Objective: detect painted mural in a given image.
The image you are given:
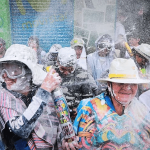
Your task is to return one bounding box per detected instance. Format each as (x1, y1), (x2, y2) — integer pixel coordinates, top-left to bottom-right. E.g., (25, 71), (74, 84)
(9, 0), (74, 52)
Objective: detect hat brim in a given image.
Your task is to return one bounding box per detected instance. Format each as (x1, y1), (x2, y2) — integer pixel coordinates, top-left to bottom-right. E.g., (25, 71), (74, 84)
(98, 77), (150, 84)
(134, 48), (150, 61)
(0, 56), (47, 85)
(72, 44), (84, 48)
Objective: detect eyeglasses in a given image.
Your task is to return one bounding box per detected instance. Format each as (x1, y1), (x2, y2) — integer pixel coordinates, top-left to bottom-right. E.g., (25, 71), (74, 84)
(0, 62), (25, 79)
(97, 43), (112, 51)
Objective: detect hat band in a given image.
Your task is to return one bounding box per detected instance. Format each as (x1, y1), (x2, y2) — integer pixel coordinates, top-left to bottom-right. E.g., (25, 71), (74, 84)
(109, 74), (136, 79)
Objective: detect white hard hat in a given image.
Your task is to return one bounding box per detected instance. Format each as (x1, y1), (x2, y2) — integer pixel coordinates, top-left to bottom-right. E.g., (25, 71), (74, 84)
(98, 58), (150, 84)
(0, 44), (47, 85)
(58, 47), (77, 67)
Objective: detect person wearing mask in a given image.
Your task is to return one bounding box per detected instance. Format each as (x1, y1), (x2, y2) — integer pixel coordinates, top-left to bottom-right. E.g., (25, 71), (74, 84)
(87, 34), (115, 94)
(70, 37), (87, 70)
(0, 44), (63, 150)
(73, 58), (150, 149)
(55, 47), (98, 120)
(28, 36), (46, 65)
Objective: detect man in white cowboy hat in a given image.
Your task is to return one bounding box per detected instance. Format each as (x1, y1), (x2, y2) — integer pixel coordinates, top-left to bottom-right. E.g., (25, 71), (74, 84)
(72, 58), (150, 150)
(70, 37), (87, 70)
(132, 43), (150, 95)
(0, 44), (64, 150)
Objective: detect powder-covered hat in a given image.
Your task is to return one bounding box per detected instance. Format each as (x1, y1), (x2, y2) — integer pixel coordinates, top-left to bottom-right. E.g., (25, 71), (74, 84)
(98, 58), (150, 84)
(0, 44), (47, 85)
(58, 47), (77, 67)
(134, 43), (150, 61)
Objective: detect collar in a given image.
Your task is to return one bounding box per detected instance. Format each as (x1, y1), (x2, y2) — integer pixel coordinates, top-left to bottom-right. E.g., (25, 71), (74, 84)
(2, 82), (37, 106)
(96, 92), (115, 111)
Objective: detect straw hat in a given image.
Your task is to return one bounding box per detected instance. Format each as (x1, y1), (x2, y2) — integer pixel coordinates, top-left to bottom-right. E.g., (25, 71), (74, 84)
(98, 58), (150, 84)
(134, 43), (150, 61)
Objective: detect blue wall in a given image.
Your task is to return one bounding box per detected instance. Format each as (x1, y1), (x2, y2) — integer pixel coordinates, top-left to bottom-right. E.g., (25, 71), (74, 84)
(9, 0), (74, 52)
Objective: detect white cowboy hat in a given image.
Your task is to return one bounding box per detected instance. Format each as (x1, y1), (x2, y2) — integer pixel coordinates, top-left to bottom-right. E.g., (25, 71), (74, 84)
(134, 43), (150, 61)
(0, 44), (47, 85)
(98, 58), (150, 84)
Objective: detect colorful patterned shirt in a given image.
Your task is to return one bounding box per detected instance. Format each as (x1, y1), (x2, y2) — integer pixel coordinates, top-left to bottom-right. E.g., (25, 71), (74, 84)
(74, 93), (150, 150)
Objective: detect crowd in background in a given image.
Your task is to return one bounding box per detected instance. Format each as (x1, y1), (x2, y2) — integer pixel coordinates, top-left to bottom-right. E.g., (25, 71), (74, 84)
(0, 4), (150, 150)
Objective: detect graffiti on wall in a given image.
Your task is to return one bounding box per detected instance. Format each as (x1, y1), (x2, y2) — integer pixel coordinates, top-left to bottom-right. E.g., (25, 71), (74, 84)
(22, 13), (67, 30)
(9, 0), (74, 52)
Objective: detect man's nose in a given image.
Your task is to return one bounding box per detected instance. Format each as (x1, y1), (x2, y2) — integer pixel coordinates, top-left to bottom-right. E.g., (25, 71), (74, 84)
(122, 84), (131, 90)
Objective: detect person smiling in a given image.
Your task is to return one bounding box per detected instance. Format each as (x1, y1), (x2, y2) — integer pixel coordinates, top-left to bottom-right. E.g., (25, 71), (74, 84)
(73, 58), (150, 150)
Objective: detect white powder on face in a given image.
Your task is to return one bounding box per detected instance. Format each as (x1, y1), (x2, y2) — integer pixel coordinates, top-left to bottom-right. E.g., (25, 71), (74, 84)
(126, 85), (131, 90)
(9, 75), (31, 92)
(108, 83), (132, 106)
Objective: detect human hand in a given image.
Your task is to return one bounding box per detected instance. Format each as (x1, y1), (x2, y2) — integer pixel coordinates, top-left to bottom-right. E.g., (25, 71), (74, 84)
(62, 136), (82, 150)
(41, 68), (61, 92)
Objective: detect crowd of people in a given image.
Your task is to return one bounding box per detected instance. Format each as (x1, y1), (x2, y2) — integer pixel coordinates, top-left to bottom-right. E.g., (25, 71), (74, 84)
(0, 20), (150, 150)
